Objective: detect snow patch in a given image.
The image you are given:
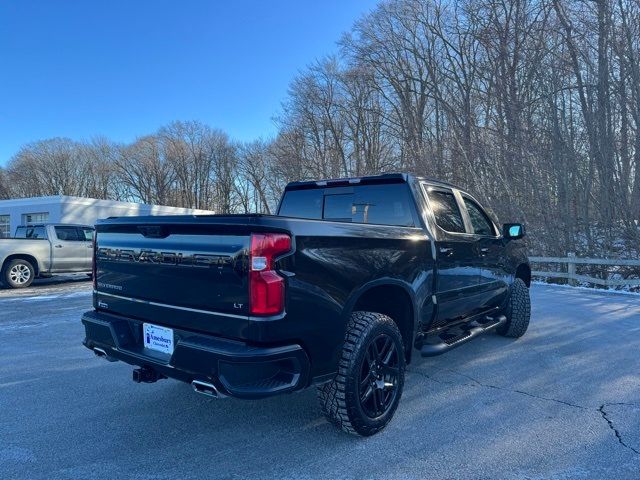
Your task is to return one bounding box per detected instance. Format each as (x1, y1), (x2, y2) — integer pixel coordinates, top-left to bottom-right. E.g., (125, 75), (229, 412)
(0, 290), (92, 303)
(533, 281), (640, 297)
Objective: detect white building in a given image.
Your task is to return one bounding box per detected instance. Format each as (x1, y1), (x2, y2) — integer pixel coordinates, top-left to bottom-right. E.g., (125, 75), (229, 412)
(0, 195), (214, 238)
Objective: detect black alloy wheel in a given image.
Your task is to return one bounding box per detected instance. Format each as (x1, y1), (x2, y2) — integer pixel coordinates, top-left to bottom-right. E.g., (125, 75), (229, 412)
(317, 311), (406, 436)
(358, 333), (400, 418)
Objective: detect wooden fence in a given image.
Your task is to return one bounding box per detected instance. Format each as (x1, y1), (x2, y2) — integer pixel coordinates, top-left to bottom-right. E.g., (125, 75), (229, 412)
(530, 254), (640, 288)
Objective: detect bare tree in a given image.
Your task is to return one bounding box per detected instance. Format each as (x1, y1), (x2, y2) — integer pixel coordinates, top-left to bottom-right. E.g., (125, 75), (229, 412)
(115, 135), (175, 205)
(0, 168), (10, 199)
(7, 138), (91, 197)
(239, 140), (275, 214)
(4, 0), (639, 258)
(81, 136), (121, 200)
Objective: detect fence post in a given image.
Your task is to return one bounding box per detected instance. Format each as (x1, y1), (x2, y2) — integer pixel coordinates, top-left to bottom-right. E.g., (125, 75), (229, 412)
(567, 252), (577, 286)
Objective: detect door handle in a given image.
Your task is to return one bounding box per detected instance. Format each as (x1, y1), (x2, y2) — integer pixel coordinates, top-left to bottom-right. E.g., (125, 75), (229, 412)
(439, 247), (454, 256)
(54, 244), (63, 248)
(480, 248), (489, 254)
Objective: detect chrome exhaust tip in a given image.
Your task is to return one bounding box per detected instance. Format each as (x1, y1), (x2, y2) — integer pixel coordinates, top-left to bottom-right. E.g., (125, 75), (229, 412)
(92, 346), (117, 362)
(93, 347), (108, 358)
(191, 380), (222, 398)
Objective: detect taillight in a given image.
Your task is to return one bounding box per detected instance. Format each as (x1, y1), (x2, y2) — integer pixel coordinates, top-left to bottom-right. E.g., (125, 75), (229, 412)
(92, 233), (97, 289)
(249, 233), (291, 316)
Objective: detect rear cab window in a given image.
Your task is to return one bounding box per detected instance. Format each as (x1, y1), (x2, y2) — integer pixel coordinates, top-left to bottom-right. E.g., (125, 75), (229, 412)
(278, 183), (418, 227)
(278, 189), (323, 219)
(14, 226), (47, 239)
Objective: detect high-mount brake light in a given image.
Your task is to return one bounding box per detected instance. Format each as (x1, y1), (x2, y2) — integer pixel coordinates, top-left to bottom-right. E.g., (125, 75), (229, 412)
(249, 233), (291, 316)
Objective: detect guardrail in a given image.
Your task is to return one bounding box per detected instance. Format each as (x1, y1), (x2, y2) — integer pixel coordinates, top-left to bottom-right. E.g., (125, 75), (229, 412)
(530, 254), (640, 288)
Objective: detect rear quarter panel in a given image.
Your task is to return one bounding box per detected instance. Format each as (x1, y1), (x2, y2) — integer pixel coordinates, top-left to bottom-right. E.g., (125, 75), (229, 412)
(268, 218), (435, 378)
(0, 239), (51, 273)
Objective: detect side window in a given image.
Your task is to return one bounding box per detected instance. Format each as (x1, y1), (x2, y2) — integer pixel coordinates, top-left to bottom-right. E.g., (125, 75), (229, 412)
(426, 189), (466, 233)
(81, 227), (94, 241)
(54, 226), (81, 241)
(463, 198), (495, 236)
(0, 215), (10, 238)
(22, 212), (49, 224)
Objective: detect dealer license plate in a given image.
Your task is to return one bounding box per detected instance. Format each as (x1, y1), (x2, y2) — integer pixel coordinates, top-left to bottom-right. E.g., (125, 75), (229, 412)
(143, 323), (174, 355)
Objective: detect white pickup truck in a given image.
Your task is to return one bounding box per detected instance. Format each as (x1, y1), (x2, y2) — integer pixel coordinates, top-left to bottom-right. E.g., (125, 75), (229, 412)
(0, 224), (94, 288)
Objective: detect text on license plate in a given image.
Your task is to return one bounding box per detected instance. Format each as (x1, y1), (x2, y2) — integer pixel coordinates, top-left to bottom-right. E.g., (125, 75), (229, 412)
(143, 323), (174, 354)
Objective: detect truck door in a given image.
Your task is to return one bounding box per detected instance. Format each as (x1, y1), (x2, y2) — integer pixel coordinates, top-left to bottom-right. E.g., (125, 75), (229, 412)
(51, 226), (89, 272)
(421, 185), (483, 325)
(79, 226), (95, 270)
(460, 195), (509, 310)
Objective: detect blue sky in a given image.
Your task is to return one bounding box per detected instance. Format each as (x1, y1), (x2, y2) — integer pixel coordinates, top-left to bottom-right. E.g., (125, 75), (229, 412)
(0, 0), (378, 165)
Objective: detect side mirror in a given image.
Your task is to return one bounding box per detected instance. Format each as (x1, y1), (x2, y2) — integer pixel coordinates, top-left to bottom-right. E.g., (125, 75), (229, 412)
(503, 223), (525, 240)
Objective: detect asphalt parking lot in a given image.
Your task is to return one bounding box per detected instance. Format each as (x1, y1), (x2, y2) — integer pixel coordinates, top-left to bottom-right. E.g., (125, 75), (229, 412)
(1, 280), (639, 479)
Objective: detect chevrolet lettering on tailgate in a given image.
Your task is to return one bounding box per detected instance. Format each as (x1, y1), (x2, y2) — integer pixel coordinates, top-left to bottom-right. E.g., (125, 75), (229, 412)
(97, 248), (232, 267)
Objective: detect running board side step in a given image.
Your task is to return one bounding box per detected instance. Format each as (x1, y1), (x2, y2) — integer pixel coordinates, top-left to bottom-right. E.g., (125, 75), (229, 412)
(420, 315), (507, 357)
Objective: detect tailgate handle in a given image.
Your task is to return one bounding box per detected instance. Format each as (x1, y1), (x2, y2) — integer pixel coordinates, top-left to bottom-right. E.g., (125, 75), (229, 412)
(137, 226), (169, 238)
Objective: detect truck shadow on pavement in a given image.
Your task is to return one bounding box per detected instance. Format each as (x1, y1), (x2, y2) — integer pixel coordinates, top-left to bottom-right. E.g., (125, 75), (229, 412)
(89, 312), (639, 479)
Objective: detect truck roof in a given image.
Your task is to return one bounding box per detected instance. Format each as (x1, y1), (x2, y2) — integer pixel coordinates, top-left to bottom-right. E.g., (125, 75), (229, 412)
(16, 223), (94, 229)
(284, 173), (462, 191)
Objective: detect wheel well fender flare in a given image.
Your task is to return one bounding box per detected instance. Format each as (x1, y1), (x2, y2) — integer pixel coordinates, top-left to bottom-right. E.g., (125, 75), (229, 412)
(2, 254), (40, 276)
(515, 263), (531, 287)
(342, 278), (418, 361)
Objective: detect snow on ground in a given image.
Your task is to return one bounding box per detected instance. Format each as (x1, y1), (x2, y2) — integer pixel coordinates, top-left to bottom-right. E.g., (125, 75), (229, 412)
(0, 273), (92, 300)
(533, 280), (640, 297)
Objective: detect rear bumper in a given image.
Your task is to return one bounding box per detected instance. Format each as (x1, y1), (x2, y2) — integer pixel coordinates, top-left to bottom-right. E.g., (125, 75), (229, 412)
(81, 310), (310, 399)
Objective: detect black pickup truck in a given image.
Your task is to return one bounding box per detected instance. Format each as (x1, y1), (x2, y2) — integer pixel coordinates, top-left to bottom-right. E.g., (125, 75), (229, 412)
(82, 173), (530, 436)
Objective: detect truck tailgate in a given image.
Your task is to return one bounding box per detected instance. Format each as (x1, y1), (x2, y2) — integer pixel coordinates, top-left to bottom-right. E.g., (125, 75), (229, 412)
(94, 222), (251, 338)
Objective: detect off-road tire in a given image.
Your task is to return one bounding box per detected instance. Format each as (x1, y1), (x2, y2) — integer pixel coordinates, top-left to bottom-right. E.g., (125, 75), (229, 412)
(317, 311), (406, 436)
(2, 258), (35, 289)
(497, 278), (530, 338)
